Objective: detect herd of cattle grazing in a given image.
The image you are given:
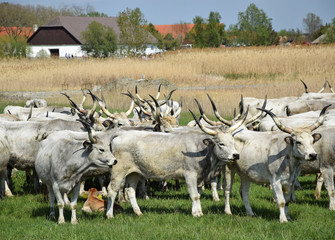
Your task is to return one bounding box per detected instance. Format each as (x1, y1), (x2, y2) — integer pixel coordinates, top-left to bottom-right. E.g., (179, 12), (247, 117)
(1, 80), (335, 224)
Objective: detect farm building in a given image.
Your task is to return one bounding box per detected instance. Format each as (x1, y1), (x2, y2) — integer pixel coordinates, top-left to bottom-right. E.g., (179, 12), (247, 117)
(27, 16), (160, 58)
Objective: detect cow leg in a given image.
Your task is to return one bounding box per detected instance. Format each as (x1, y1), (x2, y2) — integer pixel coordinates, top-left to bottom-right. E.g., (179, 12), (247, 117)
(97, 176), (108, 197)
(271, 181), (288, 223)
(0, 169), (6, 199)
(239, 177), (254, 217)
(320, 169), (335, 210)
(138, 177), (150, 200)
(33, 169), (41, 193)
(79, 181), (85, 196)
(211, 177), (220, 202)
(46, 184), (56, 220)
(5, 180), (13, 197)
(224, 166), (234, 215)
(126, 173), (142, 216)
(217, 171), (223, 190)
(184, 173), (203, 217)
(314, 173), (324, 200)
(106, 177), (124, 219)
(70, 184), (81, 225)
(52, 182), (65, 224)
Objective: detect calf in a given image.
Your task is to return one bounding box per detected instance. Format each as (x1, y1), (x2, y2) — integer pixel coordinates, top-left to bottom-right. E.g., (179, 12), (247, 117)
(81, 188), (123, 213)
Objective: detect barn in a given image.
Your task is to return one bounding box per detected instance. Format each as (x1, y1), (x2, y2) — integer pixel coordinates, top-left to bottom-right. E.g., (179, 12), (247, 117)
(27, 16), (160, 58)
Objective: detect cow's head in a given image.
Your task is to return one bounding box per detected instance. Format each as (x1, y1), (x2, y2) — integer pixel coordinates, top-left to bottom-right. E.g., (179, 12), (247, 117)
(190, 107), (248, 163)
(259, 105), (330, 161)
(79, 119), (118, 168)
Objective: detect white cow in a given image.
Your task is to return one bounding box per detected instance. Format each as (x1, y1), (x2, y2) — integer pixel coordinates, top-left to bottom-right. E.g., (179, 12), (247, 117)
(224, 106), (328, 223)
(105, 111), (246, 218)
(35, 121), (117, 224)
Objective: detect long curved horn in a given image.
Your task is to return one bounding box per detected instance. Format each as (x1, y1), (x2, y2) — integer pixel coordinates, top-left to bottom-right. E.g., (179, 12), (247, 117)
(233, 95), (244, 121)
(94, 94), (115, 119)
(61, 92), (87, 115)
(327, 81), (334, 93)
(121, 91), (135, 116)
(155, 84), (161, 100)
(27, 104), (33, 120)
(189, 109), (217, 136)
(135, 98), (152, 116)
(300, 80), (308, 93)
(135, 85), (146, 103)
(194, 98), (222, 126)
(245, 95), (267, 124)
(309, 104), (331, 131)
(173, 97), (183, 118)
(149, 94), (161, 122)
(207, 93), (232, 126)
(80, 89), (87, 107)
(159, 89), (176, 106)
(87, 90), (98, 123)
(77, 119), (97, 143)
(318, 80), (327, 93)
(229, 105), (249, 132)
(257, 108), (293, 134)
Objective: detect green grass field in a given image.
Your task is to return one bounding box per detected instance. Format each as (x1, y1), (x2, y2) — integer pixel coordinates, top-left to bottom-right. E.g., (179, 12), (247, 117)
(1, 171), (334, 240)
(0, 103), (334, 240)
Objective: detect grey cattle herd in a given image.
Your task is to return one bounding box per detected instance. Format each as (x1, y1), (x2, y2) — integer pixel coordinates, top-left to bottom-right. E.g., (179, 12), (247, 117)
(1, 81), (335, 224)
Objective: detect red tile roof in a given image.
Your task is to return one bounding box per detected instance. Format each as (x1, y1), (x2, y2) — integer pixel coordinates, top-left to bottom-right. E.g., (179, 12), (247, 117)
(154, 24), (194, 39)
(0, 27), (33, 38)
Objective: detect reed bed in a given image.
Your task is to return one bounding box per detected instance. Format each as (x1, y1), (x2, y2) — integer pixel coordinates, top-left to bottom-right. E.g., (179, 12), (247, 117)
(0, 45), (334, 117)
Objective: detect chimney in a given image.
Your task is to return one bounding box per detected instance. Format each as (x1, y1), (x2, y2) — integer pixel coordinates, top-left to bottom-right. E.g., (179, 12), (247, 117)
(33, 24), (38, 32)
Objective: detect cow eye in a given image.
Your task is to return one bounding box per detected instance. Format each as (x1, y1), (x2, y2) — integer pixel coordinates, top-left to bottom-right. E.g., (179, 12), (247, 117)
(99, 148), (105, 152)
(219, 143), (225, 147)
(296, 141), (302, 145)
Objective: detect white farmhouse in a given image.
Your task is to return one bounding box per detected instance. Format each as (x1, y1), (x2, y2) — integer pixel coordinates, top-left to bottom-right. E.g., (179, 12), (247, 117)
(27, 16), (160, 58)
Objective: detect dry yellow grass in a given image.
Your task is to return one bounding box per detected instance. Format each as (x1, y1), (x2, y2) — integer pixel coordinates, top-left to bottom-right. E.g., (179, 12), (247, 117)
(0, 45), (334, 116)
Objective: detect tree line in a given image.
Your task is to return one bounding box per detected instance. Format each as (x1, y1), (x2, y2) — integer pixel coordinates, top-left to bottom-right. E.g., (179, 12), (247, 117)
(0, 2), (334, 58)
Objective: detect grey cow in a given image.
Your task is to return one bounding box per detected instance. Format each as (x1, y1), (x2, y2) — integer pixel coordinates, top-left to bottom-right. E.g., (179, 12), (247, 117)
(224, 106), (329, 223)
(35, 121), (117, 224)
(105, 112), (246, 218)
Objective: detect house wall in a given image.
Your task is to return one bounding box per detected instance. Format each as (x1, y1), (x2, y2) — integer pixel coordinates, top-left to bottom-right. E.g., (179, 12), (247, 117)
(28, 45), (86, 58)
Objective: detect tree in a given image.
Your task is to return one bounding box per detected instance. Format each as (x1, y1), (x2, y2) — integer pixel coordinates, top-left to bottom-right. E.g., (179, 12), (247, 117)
(206, 11), (224, 47)
(236, 3), (276, 46)
(145, 23), (164, 49)
(324, 18), (335, 43)
(117, 8), (150, 56)
(303, 13), (322, 40)
(81, 21), (117, 57)
(192, 16), (206, 48)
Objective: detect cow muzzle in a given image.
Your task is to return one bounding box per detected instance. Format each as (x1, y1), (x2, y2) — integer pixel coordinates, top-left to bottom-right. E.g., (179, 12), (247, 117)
(108, 159), (118, 168)
(308, 153), (317, 161)
(233, 153), (239, 160)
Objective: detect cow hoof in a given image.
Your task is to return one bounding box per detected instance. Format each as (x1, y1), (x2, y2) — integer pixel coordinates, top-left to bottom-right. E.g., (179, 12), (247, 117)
(192, 211), (203, 217)
(106, 213), (114, 219)
(135, 210), (143, 216)
(49, 212), (56, 220)
(71, 219), (78, 225)
(213, 197), (220, 202)
(58, 219), (65, 224)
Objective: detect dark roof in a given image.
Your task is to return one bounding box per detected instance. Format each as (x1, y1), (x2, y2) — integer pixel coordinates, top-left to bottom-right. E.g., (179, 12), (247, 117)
(28, 16), (157, 44)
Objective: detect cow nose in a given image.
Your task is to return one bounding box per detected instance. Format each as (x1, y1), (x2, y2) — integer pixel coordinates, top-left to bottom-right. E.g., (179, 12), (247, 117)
(233, 153), (239, 160)
(109, 159), (117, 168)
(309, 153), (317, 161)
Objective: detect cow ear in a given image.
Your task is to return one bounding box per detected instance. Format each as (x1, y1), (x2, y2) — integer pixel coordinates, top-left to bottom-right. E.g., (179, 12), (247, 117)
(203, 138), (214, 146)
(312, 133), (322, 143)
(83, 140), (93, 150)
(284, 136), (293, 145)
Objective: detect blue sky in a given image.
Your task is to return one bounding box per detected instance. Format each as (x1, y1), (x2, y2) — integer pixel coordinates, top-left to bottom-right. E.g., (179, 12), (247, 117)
(5, 0), (335, 31)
